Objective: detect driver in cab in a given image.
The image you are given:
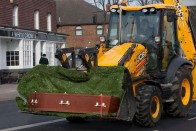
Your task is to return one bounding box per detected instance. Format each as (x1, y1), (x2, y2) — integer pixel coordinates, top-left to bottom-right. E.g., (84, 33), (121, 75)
(140, 19), (152, 38)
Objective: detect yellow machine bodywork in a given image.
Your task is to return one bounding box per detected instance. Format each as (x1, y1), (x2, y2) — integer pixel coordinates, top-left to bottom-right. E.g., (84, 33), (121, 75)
(98, 43), (147, 96)
(98, 0), (196, 100)
(98, 43), (147, 77)
(163, 0), (196, 100)
(94, 1), (196, 125)
(53, 0), (196, 127)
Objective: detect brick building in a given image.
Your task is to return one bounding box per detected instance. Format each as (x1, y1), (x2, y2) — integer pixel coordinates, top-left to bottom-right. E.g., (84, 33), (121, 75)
(55, 0), (109, 48)
(0, 0), (67, 83)
(0, 0), (57, 31)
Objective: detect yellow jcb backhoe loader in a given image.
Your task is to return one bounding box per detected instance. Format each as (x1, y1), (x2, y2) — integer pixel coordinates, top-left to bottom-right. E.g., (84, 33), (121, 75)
(19, 0), (196, 127)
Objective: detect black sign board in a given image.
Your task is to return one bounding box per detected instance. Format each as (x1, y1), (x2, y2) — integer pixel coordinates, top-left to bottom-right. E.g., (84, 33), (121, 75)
(0, 28), (66, 43)
(10, 31), (37, 39)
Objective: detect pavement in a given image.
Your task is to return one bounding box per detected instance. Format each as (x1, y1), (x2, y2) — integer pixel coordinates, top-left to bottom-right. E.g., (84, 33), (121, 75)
(0, 84), (19, 101)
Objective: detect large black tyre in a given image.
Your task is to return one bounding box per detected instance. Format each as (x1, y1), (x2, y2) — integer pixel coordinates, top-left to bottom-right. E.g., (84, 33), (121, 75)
(163, 66), (193, 117)
(66, 117), (86, 123)
(134, 84), (162, 127)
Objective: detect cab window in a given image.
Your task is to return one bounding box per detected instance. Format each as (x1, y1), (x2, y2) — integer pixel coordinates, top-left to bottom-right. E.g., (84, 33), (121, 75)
(162, 11), (177, 69)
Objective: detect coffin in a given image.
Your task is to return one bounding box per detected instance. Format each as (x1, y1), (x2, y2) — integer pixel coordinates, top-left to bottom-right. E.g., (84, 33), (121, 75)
(28, 92), (120, 114)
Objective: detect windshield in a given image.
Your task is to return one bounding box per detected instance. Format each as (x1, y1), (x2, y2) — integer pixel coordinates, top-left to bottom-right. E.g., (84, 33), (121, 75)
(108, 10), (160, 46)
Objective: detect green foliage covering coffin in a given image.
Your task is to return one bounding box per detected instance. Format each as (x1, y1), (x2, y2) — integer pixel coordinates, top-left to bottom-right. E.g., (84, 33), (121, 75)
(18, 65), (125, 99)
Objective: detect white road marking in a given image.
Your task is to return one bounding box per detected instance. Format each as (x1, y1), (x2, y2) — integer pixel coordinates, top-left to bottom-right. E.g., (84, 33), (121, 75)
(0, 118), (67, 131)
(188, 117), (196, 121)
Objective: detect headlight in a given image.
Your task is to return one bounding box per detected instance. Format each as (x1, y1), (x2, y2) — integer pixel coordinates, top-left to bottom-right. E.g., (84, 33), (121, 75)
(110, 8), (120, 13)
(142, 8), (148, 13)
(150, 8), (156, 13)
(142, 8), (157, 13)
(111, 9), (117, 13)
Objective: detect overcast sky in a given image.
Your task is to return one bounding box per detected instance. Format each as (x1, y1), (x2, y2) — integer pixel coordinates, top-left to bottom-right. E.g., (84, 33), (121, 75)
(182, 0), (196, 6)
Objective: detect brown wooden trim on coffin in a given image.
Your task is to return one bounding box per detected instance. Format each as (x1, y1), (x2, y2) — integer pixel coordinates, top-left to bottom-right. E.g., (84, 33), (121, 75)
(28, 93), (120, 114)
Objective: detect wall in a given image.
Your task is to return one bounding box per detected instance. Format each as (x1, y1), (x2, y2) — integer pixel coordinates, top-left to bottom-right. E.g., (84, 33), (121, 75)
(57, 24), (108, 48)
(0, 0), (56, 32)
(1, 39), (8, 69)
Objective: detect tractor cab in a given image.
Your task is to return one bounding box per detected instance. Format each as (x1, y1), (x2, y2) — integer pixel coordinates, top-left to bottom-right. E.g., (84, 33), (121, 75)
(106, 5), (179, 73)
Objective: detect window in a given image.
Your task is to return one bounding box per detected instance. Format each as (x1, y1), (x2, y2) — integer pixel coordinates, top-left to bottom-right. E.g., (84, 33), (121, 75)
(97, 25), (103, 35)
(46, 43), (53, 65)
(162, 11), (176, 69)
(6, 51), (19, 66)
(76, 26), (82, 36)
(13, 6), (19, 26)
(23, 40), (32, 66)
(47, 13), (52, 31)
(34, 10), (39, 29)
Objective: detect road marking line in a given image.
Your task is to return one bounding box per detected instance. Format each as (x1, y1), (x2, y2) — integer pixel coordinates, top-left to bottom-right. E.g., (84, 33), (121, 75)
(188, 117), (196, 121)
(0, 118), (67, 131)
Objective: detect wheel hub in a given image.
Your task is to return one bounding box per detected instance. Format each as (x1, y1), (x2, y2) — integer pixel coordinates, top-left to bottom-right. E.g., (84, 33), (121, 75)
(151, 96), (160, 119)
(181, 79), (191, 106)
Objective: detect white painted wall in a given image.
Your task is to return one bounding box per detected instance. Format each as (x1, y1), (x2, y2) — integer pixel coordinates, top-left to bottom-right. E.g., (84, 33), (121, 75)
(42, 42), (47, 54)
(1, 39), (6, 70)
(0, 38), (1, 70)
(0, 37), (66, 70)
(35, 41), (41, 65)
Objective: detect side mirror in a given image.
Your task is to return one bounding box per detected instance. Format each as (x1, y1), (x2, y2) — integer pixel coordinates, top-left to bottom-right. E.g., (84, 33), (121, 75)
(167, 12), (175, 22)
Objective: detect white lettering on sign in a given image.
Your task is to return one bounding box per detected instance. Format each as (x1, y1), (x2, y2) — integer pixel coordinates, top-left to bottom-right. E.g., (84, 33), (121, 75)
(12, 31), (35, 39)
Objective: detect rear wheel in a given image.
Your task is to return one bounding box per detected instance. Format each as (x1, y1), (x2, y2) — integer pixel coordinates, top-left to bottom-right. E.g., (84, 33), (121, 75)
(164, 66), (193, 117)
(134, 84), (162, 127)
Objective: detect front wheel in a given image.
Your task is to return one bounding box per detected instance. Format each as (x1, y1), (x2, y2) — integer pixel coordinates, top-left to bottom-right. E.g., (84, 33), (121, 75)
(163, 66), (193, 117)
(134, 84), (162, 127)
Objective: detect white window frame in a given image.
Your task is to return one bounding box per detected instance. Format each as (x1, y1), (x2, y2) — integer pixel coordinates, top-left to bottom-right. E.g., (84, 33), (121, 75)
(23, 40), (32, 67)
(34, 10), (39, 29)
(76, 26), (82, 36)
(46, 43), (54, 65)
(13, 6), (19, 26)
(47, 13), (52, 31)
(6, 51), (19, 66)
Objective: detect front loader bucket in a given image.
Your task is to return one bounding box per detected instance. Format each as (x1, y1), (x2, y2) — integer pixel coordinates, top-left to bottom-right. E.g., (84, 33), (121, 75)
(17, 65), (127, 118)
(28, 93), (120, 115)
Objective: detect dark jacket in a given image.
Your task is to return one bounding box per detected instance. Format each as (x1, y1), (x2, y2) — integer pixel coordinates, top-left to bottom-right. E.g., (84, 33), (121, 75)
(39, 57), (49, 65)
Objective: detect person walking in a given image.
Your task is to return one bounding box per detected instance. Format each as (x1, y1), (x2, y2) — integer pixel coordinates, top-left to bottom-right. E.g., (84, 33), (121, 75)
(39, 54), (49, 65)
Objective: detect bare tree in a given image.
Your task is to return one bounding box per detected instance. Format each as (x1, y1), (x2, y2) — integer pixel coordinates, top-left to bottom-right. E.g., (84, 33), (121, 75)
(86, 0), (120, 11)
